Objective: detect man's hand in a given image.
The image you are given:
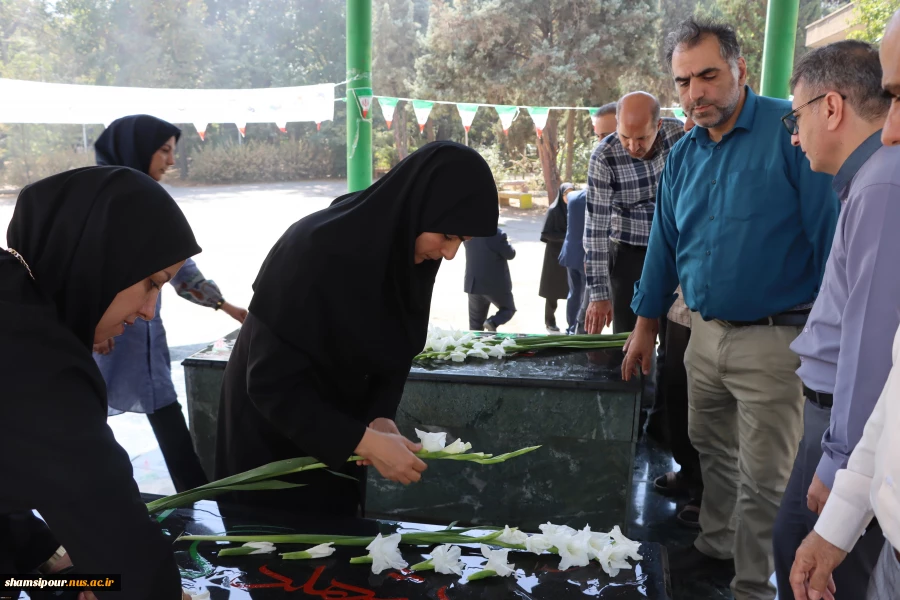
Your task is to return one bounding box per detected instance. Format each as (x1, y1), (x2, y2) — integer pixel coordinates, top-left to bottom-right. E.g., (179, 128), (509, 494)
(807, 474), (832, 515)
(621, 317), (658, 381)
(92, 338), (114, 355)
(586, 300), (614, 333)
(789, 531), (844, 600)
(356, 429), (426, 485)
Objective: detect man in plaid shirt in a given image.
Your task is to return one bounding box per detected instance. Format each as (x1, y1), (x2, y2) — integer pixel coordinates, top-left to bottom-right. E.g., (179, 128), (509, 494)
(584, 92), (686, 334)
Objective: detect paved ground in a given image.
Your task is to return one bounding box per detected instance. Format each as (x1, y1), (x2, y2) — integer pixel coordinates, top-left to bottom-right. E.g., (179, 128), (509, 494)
(2, 180), (607, 494)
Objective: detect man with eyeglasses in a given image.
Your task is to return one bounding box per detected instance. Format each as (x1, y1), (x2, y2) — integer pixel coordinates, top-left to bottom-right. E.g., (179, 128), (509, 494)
(772, 39), (900, 600)
(621, 17), (838, 599)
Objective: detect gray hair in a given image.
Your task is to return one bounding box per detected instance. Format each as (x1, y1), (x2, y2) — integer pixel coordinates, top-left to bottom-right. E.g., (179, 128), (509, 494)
(594, 102), (617, 118)
(664, 17), (741, 73)
(790, 40), (889, 122)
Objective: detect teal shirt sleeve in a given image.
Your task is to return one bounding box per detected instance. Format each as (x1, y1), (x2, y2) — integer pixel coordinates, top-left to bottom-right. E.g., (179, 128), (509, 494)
(630, 154), (680, 319)
(791, 149), (840, 291)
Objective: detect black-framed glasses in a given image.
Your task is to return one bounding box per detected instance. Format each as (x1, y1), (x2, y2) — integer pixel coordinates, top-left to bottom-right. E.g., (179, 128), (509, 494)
(781, 93), (846, 135)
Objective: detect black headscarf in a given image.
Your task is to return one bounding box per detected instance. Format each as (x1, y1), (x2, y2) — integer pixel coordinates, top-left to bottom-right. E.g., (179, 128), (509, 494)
(249, 141), (499, 370)
(5, 166), (201, 347)
(94, 115), (181, 173)
(541, 182), (572, 243)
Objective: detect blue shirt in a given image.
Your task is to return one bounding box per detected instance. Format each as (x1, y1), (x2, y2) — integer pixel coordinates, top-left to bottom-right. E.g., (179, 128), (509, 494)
(559, 189), (587, 271)
(790, 132), (900, 488)
(631, 87), (839, 321)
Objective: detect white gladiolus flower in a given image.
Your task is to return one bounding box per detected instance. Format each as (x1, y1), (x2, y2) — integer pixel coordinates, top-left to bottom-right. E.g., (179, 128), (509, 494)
(554, 528), (592, 571)
(449, 351), (467, 362)
(442, 438), (472, 454)
(539, 522), (576, 537)
(496, 526), (528, 546)
(487, 345), (507, 358)
(365, 533), (408, 574)
(608, 526), (642, 561)
(500, 337), (518, 348)
(305, 543), (336, 558)
(243, 542), (276, 554)
(457, 333), (476, 345)
(480, 545), (514, 577)
(524, 533), (554, 554)
(430, 544), (463, 575)
(466, 348), (489, 359)
(415, 429), (447, 452)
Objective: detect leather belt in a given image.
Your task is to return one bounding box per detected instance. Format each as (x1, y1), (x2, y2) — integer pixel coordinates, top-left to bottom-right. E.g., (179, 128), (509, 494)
(803, 385), (834, 409)
(720, 311), (810, 328)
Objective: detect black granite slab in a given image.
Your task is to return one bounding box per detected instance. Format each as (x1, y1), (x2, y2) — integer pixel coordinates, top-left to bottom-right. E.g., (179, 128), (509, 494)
(150, 496), (672, 600)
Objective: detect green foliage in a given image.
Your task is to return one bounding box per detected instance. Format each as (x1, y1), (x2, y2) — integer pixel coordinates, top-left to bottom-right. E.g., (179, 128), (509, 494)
(848, 0), (900, 43)
(186, 139), (341, 184)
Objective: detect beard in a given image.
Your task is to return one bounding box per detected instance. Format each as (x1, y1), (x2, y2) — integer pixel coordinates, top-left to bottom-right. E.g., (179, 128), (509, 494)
(687, 86), (742, 129)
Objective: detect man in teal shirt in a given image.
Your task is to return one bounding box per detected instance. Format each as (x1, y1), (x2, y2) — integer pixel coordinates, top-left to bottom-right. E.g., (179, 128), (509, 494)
(622, 18), (839, 600)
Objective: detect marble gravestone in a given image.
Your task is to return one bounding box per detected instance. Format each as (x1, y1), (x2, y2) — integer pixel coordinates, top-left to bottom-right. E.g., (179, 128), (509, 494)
(183, 331), (645, 533)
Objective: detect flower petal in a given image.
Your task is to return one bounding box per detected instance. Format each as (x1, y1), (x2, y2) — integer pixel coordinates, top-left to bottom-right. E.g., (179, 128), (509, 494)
(414, 429), (447, 452)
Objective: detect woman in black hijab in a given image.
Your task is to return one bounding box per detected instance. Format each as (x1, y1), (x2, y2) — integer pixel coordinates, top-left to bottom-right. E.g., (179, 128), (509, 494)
(93, 115), (246, 493)
(539, 182), (572, 332)
(215, 141), (499, 516)
(0, 166), (201, 599)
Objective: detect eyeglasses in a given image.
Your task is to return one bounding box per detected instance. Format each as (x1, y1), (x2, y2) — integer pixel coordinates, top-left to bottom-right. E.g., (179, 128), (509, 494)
(781, 93), (846, 135)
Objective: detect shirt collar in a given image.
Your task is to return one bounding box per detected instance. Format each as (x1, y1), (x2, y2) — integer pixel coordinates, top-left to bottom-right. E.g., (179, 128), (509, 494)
(689, 85), (758, 143)
(832, 130), (883, 195)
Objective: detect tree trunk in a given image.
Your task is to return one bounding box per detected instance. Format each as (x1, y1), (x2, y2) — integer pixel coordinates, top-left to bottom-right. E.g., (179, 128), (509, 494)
(564, 108), (576, 183)
(392, 103), (409, 162)
(425, 117), (436, 143)
(536, 112), (560, 200)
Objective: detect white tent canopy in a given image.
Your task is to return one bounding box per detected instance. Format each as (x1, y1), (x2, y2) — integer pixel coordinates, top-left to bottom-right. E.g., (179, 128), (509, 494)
(0, 78), (335, 127)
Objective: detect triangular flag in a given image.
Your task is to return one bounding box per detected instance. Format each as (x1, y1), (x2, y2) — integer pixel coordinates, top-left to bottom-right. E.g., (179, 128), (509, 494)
(412, 100), (434, 133)
(526, 107), (550, 137)
(193, 122), (207, 141)
(377, 97), (400, 129)
(276, 121), (287, 133)
(235, 122), (247, 137)
(673, 108), (686, 123)
(495, 105), (518, 135)
(456, 103), (479, 133)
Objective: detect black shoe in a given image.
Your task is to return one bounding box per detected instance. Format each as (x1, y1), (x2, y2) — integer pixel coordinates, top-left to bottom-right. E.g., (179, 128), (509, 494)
(668, 545), (734, 578)
(546, 324), (560, 333)
(483, 320), (497, 332)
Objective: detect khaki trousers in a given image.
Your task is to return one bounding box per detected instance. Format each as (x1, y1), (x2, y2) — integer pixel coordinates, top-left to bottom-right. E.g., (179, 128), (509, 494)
(686, 313), (804, 600)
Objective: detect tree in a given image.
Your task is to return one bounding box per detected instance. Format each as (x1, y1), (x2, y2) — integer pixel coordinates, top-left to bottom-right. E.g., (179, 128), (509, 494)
(848, 0), (900, 44)
(415, 0), (659, 198)
(373, 0), (420, 161)
(695, 0), (767, 92)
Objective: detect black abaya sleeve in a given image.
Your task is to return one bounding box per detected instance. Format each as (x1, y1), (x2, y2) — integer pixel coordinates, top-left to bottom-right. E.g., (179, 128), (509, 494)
(365, 367), (412, 422)
(244, 314), (369, 468)
(1, 369), (181, 600)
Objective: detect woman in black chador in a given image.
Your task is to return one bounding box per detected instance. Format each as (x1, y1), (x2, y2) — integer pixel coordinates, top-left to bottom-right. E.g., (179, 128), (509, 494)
(539, 182), (572, 332)
(1, 167), (201, 599)
(215, 141), (499, 516)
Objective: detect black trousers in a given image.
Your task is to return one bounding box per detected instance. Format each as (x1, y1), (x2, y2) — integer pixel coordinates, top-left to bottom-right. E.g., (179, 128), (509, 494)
(661, 321), (702, 490)
(773, 400), (884, 599)
(609, 241), (647, 334)
(545, 298), (559, 327)
(147, 402), (209, 492)
(468, 292), (516, 330)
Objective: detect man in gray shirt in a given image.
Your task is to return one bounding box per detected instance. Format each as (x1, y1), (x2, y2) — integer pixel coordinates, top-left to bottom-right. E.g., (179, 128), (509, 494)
(772, 40), (900, 599)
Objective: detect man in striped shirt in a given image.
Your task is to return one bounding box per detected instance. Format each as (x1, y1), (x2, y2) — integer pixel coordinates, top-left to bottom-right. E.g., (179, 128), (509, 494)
(584, 92), (686, 334)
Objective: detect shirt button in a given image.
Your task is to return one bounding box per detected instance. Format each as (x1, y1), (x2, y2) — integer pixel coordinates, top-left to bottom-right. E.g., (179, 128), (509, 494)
(711, 179), (717, 185)
(716, 144), (721, 150)
(709, 215), (715, 220)
(706, 250), (711, 255)
(804, 327), (809, 333)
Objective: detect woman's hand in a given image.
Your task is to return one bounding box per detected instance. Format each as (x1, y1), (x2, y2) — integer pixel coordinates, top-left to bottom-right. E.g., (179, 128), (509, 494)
(92, 338), (115, 355)
(355, 429), (426, 485)
(220, 301), (248, 323)
(357, 418), (401, 466)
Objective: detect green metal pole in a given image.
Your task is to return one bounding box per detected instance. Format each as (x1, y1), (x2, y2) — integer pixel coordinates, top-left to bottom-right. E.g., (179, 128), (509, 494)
(346, 0), (373, 192)
(759, 0), (800, 99)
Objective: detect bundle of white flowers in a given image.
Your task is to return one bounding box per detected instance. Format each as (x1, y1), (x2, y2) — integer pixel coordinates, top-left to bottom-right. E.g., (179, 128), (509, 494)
(415, 326), (629, 363)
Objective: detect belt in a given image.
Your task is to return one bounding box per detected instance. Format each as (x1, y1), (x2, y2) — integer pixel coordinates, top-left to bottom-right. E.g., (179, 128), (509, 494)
(803, 385), (834, 409)
(720, 311), (810, 328)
